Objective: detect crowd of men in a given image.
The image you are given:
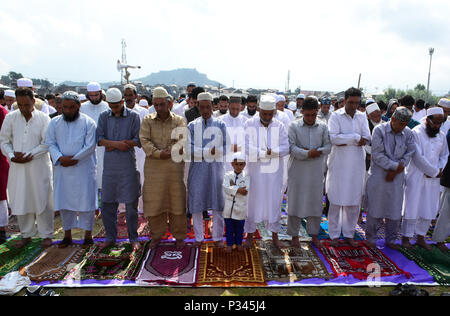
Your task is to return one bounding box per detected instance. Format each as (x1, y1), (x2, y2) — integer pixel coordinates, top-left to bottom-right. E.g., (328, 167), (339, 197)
(0, 79), (449, 254)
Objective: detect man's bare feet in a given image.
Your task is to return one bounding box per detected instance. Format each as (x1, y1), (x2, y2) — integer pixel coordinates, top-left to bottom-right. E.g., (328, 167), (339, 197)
(291, 237), (300, 248)
(41, 238), (53, 249)
(244, 234), (254, 249)
(176, 240), (185, 250)
(132, 242), (142, 252)
(311, 236), (322, 248)
(58, 238), (72, 249)
(386, 243), (401, 251)
(416, 236), (432, 251)
(401, 237), (414, 249)
(346, 238), (359, 248)
(225, 246), (233, 253)
(437, 242), (449, 253)
(149, 239), (161, 250)
(15, 238), (32, 249)
(215, 241), (225, 248)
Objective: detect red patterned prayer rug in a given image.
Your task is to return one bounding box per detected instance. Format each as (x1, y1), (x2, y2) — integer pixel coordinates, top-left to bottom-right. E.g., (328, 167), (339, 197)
(136, 243), (199, 286)
(94, 213), (150, 239)
(318, 241), (411, 280)
(197, 243), (266, 287)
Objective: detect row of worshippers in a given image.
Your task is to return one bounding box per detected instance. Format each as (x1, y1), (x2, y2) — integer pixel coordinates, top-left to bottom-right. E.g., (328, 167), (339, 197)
(0, 82), (449, 254)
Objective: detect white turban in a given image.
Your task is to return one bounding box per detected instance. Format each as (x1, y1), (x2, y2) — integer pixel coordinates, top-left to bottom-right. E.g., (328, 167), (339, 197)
(366, 103), (380, 115)
(106, 88), (122, 103)
(427, 107), (444, 117)
(17, 78), (33, 88)
(87, 82), (101, 92)
(438, 98), (450, 109)
(275, 95), (286, 103)
(288, 102), (297, 111)
(259, 95), (276, 111)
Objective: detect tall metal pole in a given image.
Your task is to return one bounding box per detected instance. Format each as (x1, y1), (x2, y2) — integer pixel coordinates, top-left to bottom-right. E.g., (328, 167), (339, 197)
(426, 48), (435, 103)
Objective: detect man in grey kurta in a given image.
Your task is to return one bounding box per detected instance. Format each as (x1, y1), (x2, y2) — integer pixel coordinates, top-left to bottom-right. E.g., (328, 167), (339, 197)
(187, 92), (227, 248)
(364, 107), (416, 250)
(96, 88), (142, 251)
(287, 97), (331, 248)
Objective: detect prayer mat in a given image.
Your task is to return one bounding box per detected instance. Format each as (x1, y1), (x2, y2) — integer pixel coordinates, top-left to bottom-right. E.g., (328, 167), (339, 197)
(64, 242), (147, 281)
(186, 218), (261, 241)
(400, 245), (450, 286)
(257, 240), (331, 282)
(318, 217), (364, 241)
(257, 216), (311, 242)
(94, 213), (150, 239)
(136, 243), (199, 286)
(197, 243), (266, 287)
(318, 241), (411, 280)
(0, 239), (43, 277)
(24, 245), (86, 282)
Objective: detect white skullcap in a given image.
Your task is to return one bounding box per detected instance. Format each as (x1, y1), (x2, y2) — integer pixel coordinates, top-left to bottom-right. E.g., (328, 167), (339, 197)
(153, 87), (169, 99)
(232, 152), (246, 162)
(366, 103), (380, 115)
(17, 78), (33, 88)
(296, 94), (305, 100)
(4, 90), (15, 98)
(106, 88), (122, 103)
(427, 107), (444, 117)
(79, 94), (87, 101)
(288, 102), (297, 111)
(259, 95), (276, 111)
(275, 95), (286, 103)
(365, 98), (376, 106)
(139, 99), (149, 107)
(87, 82), (101, 92)
(438, 98), (450, 109)
(197, 92), (213, 102)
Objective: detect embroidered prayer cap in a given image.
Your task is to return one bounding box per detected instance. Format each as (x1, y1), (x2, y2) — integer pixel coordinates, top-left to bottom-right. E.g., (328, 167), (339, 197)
(392, 107), (412, 122)
(288, 102), (297, 111)
(438, 98), (450, 109)
(124, 83), (137, 93)
(153, 87), (169, 99)
(139, 99), (149, 107)
(427, 107), (444, 117)
(232, 152), (246, 162)
(4, 90), (15, 98)
(87, 82), (101, 92)
(259, 95), (276, 111)
(366, 103), (380, 115)
(106, 88), (123, 103)
(275, 95), (286, 103)
(62, 91), (80, 103)
(296, 94), (305, 100)
(17, 78), (33, 88)
(197, 92), (213, 102)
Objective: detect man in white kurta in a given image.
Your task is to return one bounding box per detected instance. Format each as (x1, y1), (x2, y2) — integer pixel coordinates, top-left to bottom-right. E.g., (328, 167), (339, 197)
(80, 82), (110, 192)
(45, 92), (98, 248)
(402, 107), (449, 250)
(244, 95), (290, 249)
(326, 88), (371, 247)
(220, 97), (248, 173)
(0, 88), (54, 249)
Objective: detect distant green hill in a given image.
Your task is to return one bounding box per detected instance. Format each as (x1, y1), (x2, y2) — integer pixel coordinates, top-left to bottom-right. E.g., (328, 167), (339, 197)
(60, 68), (223, 88)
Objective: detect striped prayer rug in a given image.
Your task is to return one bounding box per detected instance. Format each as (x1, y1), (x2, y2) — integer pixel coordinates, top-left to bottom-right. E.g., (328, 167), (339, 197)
(0, 239), (43, 277)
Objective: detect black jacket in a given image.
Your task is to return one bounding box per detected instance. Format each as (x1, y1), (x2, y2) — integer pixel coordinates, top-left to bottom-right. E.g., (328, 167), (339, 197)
(185, 106), (200, 124)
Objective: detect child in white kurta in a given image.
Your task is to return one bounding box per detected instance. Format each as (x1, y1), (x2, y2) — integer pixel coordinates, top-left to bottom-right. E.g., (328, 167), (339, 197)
(223, 153), (250, 253)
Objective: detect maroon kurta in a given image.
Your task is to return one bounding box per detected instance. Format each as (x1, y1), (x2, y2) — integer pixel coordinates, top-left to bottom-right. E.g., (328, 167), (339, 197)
(0, 106), (10, 200)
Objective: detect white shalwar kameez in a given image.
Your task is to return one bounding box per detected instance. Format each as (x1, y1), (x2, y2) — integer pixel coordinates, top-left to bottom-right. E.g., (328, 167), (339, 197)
(80, 100), (109, 190)
(326, 108), (371, 240)
(220, 113), (248, 173)
(402, 124), (449, 237)
(244, 117), (290, 234)
(0, 109), (54, 239)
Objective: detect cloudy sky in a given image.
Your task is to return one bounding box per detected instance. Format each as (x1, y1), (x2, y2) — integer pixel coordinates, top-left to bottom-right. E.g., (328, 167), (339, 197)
(1, 0), (449, 95)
